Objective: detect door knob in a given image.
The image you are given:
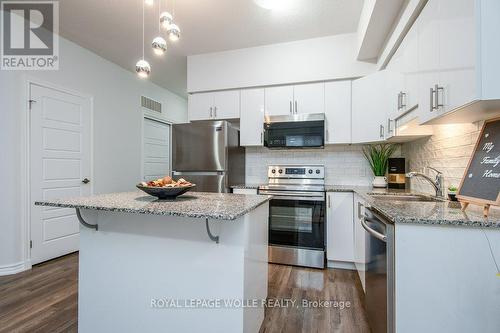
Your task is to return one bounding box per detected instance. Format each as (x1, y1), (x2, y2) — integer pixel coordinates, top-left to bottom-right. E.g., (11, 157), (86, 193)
(82, 178), (90, 184)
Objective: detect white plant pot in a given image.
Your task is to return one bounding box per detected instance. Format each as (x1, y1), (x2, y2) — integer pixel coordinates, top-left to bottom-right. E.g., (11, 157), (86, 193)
(372, 176), (387, 188)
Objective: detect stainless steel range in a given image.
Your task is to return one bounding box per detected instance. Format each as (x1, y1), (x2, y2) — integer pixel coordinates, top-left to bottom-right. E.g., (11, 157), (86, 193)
(259, 165), (326, 269)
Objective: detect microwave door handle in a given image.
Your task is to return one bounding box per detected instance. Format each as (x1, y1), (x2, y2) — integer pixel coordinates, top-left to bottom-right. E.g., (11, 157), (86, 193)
(360, 216), (387, 242)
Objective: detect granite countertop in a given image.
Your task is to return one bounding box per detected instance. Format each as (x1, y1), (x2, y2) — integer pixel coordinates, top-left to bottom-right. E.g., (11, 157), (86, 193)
(326, 185), (500, 228)
(35, 191), (271, 221)
(230, 184), (261, 190)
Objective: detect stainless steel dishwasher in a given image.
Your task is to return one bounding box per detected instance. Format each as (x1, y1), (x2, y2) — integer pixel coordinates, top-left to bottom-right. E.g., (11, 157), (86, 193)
(362, 207), (395, 333)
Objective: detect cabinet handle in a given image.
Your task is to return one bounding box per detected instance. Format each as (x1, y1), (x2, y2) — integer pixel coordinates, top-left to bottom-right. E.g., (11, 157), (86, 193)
(210, 107), (213, 118)
(400, 92), (406, 108)
(326, 129), (329, 142)
(397, 92), (401, 110)
(328, 195), (331, 208)
(289, 101), (292, 114)
(357, 202), (364, 219)
(430, 87), (435, 111)
(379, 124), (385, 138)
(387, 118), (393, 134)
(294, 101), (298, 114)
(260, 132), (263, 144)
(435, 84), (443, 108)
(214, 106), (217, 118)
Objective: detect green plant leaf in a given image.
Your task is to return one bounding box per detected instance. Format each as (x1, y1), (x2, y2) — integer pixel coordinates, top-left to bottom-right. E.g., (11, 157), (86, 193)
(362, 144), (397, 177)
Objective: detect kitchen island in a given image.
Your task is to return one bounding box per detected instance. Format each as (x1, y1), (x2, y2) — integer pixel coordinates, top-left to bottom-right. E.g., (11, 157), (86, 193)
(36, 191), (270, 333)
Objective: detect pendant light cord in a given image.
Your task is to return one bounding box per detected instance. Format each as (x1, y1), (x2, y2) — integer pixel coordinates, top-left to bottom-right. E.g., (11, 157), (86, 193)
(142, 0), (145, 59)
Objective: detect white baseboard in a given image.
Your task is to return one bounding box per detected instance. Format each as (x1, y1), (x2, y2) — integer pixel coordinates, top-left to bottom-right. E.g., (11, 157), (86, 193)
(327, 260), (356, 270)
(0, 260), (31, 276)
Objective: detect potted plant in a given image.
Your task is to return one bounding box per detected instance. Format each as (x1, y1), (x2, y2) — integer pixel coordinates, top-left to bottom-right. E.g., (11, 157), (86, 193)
(448, 185), (458, 201)
(363, 144), (397, 188)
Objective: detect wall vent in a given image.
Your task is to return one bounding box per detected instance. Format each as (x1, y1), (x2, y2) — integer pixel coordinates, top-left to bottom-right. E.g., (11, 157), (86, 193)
(141, 96), (162, 113)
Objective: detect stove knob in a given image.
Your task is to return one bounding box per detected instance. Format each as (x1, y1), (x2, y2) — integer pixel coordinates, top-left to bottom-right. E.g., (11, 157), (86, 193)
(308, 169), (313, 174)
(278, 169), (283, 174)
(271, 169), (276, 174)
(316, 169), (321, 174)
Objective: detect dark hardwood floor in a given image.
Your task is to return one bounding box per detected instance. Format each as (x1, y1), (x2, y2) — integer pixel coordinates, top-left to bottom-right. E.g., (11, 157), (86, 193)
(0, 254), (369, 333)
(259, 264), (370, 333)
(0, 253), (78, 333)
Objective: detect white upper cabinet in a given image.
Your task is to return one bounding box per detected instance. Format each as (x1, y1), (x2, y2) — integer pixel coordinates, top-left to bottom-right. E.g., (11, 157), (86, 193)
(417, 0), (492, 124)
(240, 88), (265, 146)
(264, 86), (294, 116)
(188, 91), (240, 121)
(212, 90), (240, 120)
(293, 82), (325, 115)
(352, 70), (393, 143)
(188, 92), (214, 121)
(265, 83), (325, 116)
(324, 81), (351, 144)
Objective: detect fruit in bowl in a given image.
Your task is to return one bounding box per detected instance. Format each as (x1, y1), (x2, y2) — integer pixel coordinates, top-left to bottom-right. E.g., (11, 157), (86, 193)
(137, 176), (195, 199)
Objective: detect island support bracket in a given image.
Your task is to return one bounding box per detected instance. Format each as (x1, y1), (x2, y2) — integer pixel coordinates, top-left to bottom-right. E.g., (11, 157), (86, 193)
(76, 208), (98, 231)
(205, 218), (219, 244)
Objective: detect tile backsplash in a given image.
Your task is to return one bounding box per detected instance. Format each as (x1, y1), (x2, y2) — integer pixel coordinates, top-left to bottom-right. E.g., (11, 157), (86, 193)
(402, 121), (483, 194)
(245, 145), (376, 185)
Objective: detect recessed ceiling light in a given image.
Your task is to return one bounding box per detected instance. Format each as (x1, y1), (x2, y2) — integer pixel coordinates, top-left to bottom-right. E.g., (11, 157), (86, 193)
(254, 0), (297, 11)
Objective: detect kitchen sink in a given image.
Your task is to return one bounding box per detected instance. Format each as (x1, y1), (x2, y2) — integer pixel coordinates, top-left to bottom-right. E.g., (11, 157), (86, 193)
(367, 193), (445, 202)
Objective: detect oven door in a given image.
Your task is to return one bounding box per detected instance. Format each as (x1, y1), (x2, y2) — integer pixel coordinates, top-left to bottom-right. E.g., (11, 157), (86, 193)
(264, 192), (325, 250)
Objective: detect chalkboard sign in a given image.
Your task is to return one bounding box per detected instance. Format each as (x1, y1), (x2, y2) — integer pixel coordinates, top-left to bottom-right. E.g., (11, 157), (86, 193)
(457, 118), (500, 214)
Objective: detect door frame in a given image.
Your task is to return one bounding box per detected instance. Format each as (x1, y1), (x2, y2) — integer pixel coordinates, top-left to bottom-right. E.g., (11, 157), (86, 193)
(140, 112), (173, 182)
(21, 78), (94, 270)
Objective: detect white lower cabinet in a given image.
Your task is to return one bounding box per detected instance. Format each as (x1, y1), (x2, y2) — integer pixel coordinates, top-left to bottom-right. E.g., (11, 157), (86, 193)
(232, 188), (258, 195)
(353, 194), (366, 291)
(326, 192), (354, 267)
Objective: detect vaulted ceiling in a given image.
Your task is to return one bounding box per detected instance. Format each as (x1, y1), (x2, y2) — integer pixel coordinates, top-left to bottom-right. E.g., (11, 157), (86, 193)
(59, 0), (364, 97)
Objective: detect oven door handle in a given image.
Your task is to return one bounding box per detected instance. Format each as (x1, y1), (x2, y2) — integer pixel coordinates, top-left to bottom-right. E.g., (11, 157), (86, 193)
(260, 191), (325, 201)
(360, 217), (387, 242)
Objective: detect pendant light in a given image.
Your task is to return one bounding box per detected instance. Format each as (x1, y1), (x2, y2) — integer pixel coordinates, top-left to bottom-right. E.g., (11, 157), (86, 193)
(144, 0), (154, 6)
(136, 0), (151, 78)
(152, 0), (167, 55)
(160, 11), (173, 28)
(167, 0), (180, 41)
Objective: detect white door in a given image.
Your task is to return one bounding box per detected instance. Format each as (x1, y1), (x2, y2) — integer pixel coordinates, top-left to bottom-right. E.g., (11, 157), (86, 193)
(264, 85), (294, 116)
(30, 83), (91, 265)
(240, 88), (265, 146)
(143, 118), (170, 181)
(213, 90), (240, 119)
(188, 92), (213, 121)
(324, 81), (351, 144)
(293, 82), (325, 115)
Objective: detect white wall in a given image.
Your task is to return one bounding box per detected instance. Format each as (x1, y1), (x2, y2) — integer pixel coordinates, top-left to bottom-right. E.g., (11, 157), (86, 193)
(0, 36), (187, 273)
(187, 33), (377, 93)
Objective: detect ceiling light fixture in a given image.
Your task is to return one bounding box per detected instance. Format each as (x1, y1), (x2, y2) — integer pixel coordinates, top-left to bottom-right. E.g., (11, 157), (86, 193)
(144, 0), (154, 6)
(160, 11), (173, 28)
(167, 23), (180, 42)
(166, 0), (180, 42)
(152, 0), (167, 56)
(136, 0), (151, 78)
(254, 0), (297, 11)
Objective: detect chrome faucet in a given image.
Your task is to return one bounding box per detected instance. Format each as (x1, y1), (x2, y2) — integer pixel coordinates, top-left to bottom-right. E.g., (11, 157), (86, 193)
(406, 167), (444, 197)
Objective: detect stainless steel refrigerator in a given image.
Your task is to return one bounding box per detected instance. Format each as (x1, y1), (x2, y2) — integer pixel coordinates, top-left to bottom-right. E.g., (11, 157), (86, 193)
(172, 121), (245, 193)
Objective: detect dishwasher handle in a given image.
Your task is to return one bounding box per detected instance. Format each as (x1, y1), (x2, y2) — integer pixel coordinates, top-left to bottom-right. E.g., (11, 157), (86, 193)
(361, 216), (387, 242)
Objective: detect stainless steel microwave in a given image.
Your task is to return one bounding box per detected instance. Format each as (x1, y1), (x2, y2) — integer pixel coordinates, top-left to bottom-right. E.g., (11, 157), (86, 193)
(263, 113), (325, 149)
